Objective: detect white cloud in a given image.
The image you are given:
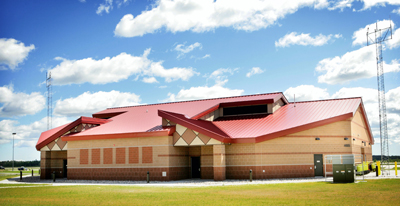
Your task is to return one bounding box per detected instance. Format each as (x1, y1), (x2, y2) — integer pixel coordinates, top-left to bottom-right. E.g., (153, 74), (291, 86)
(49, 49), (198, 85)
(393, 7), (400, 15)
(0, 85), (45, 117)
(328, 0), (353, 11)
(316, 46), (400, 84)
(353, 19), (397, 47)
(387, 27), (400, 49)
(114, 0), (334, 37)
(0, 117), (71, 146)
(164, 84), (244, 102)
(0, 38), (35, 70)
(207, 68), (238, 85)
(284, 85), (330, 101)
(275, 32), (342, 48)
(97, 0), (113, 15)
(54, 90), (141, 117)
(174, 42), (202, 58)
(142, 77), (159, 83)
(360, 0), (400, 10)
(246, 67), (264, 77)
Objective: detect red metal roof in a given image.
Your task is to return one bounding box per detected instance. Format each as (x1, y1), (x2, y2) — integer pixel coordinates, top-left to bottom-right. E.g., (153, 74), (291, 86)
(36, 92), (373, 150)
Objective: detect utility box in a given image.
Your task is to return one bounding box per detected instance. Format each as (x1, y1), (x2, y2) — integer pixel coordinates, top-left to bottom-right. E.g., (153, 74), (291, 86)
(333, 164), (354, 183)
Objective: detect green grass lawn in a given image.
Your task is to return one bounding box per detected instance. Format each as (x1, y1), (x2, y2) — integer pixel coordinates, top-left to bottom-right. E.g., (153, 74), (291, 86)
(0, 184), (48, 188)
(0, 179), (399, 205)
(0, 174), (19, 181)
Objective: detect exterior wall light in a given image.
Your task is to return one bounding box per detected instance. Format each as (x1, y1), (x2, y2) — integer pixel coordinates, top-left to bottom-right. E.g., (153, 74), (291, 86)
(344, 137), (349, 140)
(315, 137), (320, 140)
(353, 138), (355, 141)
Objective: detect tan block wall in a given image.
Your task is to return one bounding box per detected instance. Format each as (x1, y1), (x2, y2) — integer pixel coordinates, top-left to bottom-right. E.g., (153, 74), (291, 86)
(67, 136), (172, 169)
(350, 107), (373, 161)
(67, 136), (191, 180)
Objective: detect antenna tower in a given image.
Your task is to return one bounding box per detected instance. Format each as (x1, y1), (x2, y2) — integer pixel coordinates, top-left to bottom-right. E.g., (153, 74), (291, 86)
(46, 71), (53, 130)
(366, 20), (392, 175)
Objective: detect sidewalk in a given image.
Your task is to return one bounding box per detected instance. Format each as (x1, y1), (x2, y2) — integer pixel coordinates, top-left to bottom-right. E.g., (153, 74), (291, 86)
(1, 171), (398, 187)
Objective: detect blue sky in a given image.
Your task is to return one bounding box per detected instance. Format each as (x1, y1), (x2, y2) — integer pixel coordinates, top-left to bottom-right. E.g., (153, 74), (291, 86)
(1, 0), (400, 161)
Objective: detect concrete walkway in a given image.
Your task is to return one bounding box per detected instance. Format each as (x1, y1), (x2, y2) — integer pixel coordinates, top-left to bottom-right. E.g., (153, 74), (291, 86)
(1, 170), (398, 187)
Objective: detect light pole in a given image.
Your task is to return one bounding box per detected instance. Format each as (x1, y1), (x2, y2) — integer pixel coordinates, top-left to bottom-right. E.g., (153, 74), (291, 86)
(12, 133), (16, 171)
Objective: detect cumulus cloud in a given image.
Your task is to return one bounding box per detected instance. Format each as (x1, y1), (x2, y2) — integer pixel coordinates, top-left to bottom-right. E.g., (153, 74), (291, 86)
(0, 117), (71, 146)
(97, 0), (113, 15)
(353, 19), (396, 47)
(207, 68), (238, 85)
(54, 90), (141, 117)
(316, 46), (400, 84)
(246, 67), (264, 77)
(142, 77), (159, 83)
(114, 0), (336, 37)
(275, 32), (342, 48)
(360, 0), (400, 10)
(164, 84), (244, 102)
(284, 85), (330, 101)
(0, 85), (45, 117)
(174, 42), (202, 58)
(48, 49), (198, 85)
(0, 38), (35, 70)
(393, 7), (400, 15)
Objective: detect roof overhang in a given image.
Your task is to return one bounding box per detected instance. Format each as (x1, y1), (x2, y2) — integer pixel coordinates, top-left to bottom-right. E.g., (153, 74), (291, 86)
(62, 127), (175, 142)
(159, 110), (231, 143)
(35, 116), (111, 151)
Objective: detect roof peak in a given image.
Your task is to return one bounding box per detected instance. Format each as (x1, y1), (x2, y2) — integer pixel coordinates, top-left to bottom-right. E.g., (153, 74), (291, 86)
(105, 92), (284, 110)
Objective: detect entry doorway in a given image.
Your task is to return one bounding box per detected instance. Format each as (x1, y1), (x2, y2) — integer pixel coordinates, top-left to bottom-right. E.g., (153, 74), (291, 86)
(191, 157), (200, 178)
(314, 154), (323, 176)
(63, 159), (67, 178)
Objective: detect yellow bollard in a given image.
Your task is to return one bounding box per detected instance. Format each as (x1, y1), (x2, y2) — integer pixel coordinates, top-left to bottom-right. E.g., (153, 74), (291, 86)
(377, 161), (381, 176)
(396, 162), (397, 176)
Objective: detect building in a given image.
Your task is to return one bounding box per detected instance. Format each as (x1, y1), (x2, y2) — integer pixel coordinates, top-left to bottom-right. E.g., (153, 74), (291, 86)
(35, 92), (373, 181)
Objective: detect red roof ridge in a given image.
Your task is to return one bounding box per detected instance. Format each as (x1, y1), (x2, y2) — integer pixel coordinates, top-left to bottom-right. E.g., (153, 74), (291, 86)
(290, 96), (362, 104)
(104, 92), (285, 110)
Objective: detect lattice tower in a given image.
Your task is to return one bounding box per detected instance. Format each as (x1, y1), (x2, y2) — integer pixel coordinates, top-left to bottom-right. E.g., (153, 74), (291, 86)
(366, 20), (392, 175)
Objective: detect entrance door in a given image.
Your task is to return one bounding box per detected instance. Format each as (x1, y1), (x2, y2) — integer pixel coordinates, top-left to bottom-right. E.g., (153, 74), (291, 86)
(314, 154), (323, 176)
(191, 157), (200, 178)
(63, 159), (67, 178)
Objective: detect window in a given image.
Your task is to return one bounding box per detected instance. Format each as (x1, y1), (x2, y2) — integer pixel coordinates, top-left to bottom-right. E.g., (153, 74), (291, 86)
(223, 104), (268, 116)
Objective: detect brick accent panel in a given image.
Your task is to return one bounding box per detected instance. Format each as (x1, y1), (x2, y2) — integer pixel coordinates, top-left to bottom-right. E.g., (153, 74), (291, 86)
(103, 148), (113, 164)
(201, 167), (213, 179)
(225, 165), (314, 179)
(142, 147), (153, 163)
(92, 149), (100, 164)
(116, 148), (126, 164)
(129, 147), (139, 164)
(68, 167), (190, 181)
(80, 149), (89, 164)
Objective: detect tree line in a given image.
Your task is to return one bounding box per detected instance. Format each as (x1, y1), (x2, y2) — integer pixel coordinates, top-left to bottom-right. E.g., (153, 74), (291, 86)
(372, 155), (400, 162)
(0, 160), (40, 167)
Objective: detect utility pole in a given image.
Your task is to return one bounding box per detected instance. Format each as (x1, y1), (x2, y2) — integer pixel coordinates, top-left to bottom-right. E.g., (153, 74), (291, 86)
(366, 20), (392, 175)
